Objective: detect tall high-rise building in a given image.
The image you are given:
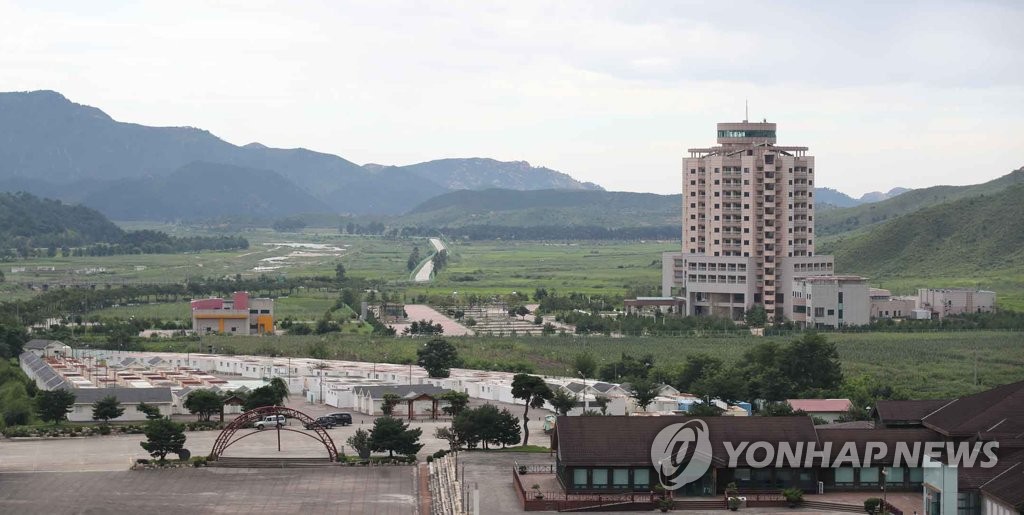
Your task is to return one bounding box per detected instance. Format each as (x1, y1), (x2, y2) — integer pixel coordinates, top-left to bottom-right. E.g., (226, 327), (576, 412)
(662, 120), (835, 321)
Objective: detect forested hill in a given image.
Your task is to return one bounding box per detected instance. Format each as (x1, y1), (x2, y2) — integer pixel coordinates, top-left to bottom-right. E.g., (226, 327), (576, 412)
(820, 183), (1024, 277)
(0, 192), (248, 257)
(0, 192), (123, 248)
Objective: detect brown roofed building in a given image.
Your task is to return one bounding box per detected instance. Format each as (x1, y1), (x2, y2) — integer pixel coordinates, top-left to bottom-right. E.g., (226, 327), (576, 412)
(873, 399), (952, 428)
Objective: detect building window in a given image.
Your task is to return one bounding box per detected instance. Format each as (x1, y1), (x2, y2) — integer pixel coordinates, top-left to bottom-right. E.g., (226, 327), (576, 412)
(860, 467), (879, 484)
(573, 469), (588, 489)
(613, 469), (629, 489)
(838, 292), (844, 303)
(814, 307), (825, 317)
(834, 467), (855, 486)
(827, 309), (835, 316)
(592, 469), (608, 488)
(633, 469), (650, 489)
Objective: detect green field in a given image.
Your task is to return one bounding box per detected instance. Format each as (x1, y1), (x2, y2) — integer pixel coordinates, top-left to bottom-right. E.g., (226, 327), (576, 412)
(418, 239), (675, 298)
(139, 330), (1024, 400)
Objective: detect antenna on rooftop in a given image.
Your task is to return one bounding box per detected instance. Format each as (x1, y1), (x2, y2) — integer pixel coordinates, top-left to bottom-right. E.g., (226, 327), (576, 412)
(744, 99), (748, 123)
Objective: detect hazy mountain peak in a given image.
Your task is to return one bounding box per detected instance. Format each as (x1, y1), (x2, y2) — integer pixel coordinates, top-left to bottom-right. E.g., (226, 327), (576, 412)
(859, 187), (910, 203)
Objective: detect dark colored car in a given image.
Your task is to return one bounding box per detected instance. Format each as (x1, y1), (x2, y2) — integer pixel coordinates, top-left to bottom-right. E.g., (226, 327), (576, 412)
(304, 416), (336, 430)
(325, 412), (353, 426)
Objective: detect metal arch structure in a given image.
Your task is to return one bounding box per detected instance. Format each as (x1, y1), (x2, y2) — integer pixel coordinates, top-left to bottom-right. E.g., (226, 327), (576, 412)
(209, 406), (339, 461)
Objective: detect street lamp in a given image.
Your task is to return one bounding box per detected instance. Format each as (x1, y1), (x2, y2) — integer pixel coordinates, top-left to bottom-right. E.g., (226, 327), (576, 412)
(578, 370), (589, 413)
(880, 467), (887, 514)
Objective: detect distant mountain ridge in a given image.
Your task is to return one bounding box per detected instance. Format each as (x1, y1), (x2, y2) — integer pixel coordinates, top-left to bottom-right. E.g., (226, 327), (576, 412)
(0, 90), (600, 218)
(859, 187), (910, 203)
(816, 169), (1024, 237)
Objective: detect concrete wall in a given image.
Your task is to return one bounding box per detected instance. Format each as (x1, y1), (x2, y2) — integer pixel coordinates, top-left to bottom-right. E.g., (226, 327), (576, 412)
(918, 289), (996, 319)
(922, 455), (958, 515)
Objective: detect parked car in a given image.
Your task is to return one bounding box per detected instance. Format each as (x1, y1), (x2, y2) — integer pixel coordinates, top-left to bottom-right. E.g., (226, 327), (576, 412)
(254, 414), (287, 430)
(304, 416), (336, 430)
(325, 412), (353, 426)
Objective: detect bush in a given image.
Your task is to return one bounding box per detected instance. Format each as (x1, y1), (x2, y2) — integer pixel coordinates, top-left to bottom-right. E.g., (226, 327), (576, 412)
(98, 424), (112, 435)
(191, 456), (207, 467)
(864, 498), (882, 514)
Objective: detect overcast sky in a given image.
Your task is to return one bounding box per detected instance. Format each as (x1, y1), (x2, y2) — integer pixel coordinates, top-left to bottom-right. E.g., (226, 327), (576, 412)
(3, 0), (1022, 196)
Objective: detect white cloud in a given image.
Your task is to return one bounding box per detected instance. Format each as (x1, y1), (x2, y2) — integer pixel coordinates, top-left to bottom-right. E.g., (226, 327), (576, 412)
(0, 0), (1022, 197)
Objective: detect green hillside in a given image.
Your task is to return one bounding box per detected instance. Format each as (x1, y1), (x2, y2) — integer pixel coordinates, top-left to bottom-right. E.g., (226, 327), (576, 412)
(401, 189), (682, 228)
(816, 168), (1024, 236)
(819, 183), (1024, 309)
(0, 192), (124, 250)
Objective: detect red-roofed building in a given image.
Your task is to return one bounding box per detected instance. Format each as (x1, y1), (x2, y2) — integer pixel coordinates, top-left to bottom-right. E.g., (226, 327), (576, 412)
(787, 398), (852, 423)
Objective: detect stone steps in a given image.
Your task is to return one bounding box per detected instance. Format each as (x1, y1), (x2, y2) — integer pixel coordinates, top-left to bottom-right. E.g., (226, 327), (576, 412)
(208, 457), (335, 468)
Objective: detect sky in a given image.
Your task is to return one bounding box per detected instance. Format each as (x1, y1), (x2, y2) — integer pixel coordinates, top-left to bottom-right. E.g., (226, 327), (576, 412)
(2, 0), (1023, 197)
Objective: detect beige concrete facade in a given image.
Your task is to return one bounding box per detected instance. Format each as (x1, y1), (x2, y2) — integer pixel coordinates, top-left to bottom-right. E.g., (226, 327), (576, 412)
(917, 288), (996, 319)
(668, 120), (832, 321)
(789, 275), (870, 328)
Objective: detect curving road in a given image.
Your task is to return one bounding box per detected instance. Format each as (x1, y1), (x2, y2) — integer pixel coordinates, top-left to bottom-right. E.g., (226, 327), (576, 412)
(413, 238), (446, 282)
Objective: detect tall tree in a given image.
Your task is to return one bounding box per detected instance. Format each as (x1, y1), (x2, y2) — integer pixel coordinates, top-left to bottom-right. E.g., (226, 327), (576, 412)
(139, 418), (186, 461)
(779, 332), (844, 395)
(628, 379), (660, 412)
(380, 393), (401, 416)
(511, 374), (553, 446)
(91, 395), (124, 423)
(268, 377), (289, 401)
(334, 262), (346, 282)
(184, 389), (224, 421)
(35, 389), (75, 425)
(243, 385), (283, 411)
(574, 352), (597, 380)
(416, 338), (460, 378)
(369, 416), (423, 457)
(439, 390), (470, 417)
(549, 388), (578, 416)
(675, 354), (723, 393)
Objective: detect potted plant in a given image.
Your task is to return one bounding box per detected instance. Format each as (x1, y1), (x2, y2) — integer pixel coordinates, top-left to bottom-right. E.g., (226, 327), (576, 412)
(781, 488), (803, 508)
(725, 481), (739, 496)
(531, 484), (543, 499)
(652, 483), (666, 499)
(728, 496), (742, 511)
(518, 465), (528, 475)
(657, 498), (674, 512)
(864, 498), (882, 514)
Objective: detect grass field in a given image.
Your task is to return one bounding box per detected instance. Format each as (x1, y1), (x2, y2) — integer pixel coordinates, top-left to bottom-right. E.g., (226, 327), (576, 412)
(415, 239), (675, 298)
(139, 330), (1024, 400)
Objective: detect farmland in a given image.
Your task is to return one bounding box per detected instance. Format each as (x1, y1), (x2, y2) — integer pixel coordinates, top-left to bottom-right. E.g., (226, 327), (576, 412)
(139, 330), (1024, 400)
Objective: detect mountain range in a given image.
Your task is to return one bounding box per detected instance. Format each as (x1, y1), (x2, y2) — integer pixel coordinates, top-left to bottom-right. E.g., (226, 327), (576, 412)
(0, 90), (600, 219)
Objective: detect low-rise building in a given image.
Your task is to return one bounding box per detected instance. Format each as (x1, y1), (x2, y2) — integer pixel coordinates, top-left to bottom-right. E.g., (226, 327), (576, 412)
(869, 288), (917, 320)
(788, 275), (869, 328)
(917, 288), (996, 320)
(67, 387), (173, 422)
(23, 339), (72, 358)
(190, 291), (273, 335)
(786, 398), (852, 424)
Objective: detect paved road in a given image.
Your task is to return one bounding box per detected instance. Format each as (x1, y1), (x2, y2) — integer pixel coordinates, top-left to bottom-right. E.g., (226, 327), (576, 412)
(392, 304), (473, 336)
(413, 238), (446, 282)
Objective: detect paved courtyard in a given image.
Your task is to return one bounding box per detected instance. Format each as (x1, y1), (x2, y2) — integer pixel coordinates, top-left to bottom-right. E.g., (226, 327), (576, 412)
(0, 467), (416, 514)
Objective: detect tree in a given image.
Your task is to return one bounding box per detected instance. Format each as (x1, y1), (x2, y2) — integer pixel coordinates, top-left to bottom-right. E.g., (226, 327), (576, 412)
(91, 395), (124, 423)
(549, 388), (578, 416)
(417, 338), (460, 378)
(36, 389), (75, 424)
(139, 418), (186, 461)
(347, 428), (372, 459)
(369, 416), (423, 457)
(628, 378), (659, 412)
(452, 404), (520, 449)
(439, 390), (470, 417)
(760, 401), (809, 417)
(744, 305), (768, 327)
(574, 352), (597, 380)
(686, 402), (724, 417)
(335, 262), (346, 282)
(592, 394), (610, 415)
(0, 382), (33, 426)
(136, 402), (164, 420)
(511, 374), (553, 446)
(268, 377), (289, 402)
(675, 354), (723, 393)
(243, 385), (284, 411)
(380, 393), (401, 416)
(779, 332), (844, 396)
(185, 389), (224, 421)
(514, 305), (530, 320)
(435, 425), (462, 452)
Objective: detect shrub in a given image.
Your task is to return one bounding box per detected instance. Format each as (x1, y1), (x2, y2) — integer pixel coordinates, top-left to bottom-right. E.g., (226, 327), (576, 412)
(191, 456), (207, 467)
(864, 498), (882, 514)
(98, 424), (112, 435)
